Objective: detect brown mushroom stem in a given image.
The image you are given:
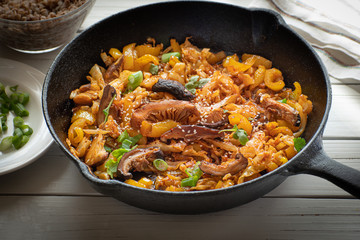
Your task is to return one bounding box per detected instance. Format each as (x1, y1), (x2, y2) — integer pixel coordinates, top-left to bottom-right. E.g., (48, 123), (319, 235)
(199, 153), (248, 176)
(260, 95), (301, 127)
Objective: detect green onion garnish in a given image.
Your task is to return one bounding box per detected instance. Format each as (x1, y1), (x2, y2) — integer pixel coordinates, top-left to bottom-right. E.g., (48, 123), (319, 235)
(161, 52), (181, 63)
(127, 71), (143, 92)
(153, 159), (168, 171)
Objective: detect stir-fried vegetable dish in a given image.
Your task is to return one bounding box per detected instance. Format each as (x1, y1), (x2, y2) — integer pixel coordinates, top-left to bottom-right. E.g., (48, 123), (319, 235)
(67, 37), (313, 191)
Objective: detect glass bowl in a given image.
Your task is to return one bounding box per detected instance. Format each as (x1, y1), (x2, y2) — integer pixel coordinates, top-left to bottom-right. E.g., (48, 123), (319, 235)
(0, 0), (95, 54)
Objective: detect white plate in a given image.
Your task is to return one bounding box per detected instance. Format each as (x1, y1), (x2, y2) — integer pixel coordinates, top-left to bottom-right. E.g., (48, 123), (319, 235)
(0, 58), (53, 175)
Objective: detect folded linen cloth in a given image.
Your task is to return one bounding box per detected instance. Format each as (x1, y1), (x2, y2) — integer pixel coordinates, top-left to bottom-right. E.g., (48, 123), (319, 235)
(247, 0), (360, 81)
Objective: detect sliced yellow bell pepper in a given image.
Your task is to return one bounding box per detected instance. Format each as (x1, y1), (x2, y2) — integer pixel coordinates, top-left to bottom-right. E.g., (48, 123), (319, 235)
(123, 43), (136, 70)
(109, 48), (122, 60)
(125, 179), (147, 188)
(264, 68), (285, 91)
(242, 53), (272, 69)
(223, 56), (253, 74)
(228, 113), (252, 135)
(140, 119), (180, 138)
(135, 44), (162, 57)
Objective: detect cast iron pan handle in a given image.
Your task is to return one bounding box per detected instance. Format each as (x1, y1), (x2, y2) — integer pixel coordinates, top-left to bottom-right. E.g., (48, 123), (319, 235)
(287, 136), (360, 198)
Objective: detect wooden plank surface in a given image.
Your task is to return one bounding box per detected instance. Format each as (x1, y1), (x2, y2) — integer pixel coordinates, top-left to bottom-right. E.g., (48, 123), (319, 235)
(0, 196), (359, 240)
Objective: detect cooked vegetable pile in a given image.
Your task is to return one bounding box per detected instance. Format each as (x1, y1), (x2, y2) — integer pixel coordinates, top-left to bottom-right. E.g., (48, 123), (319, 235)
(0, 82), (33, 151)
(67, 37), (313, 191)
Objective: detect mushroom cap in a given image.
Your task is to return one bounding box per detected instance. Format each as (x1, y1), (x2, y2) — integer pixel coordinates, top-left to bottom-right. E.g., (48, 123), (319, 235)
(97, 84), (117, 125)
(152, 78), (195, 101)
(130, 100), (200, 130)
(117, 147), (164, 179)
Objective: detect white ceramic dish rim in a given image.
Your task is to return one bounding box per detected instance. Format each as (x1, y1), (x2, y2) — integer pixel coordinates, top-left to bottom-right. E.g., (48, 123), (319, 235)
(0, 58), (53, 175)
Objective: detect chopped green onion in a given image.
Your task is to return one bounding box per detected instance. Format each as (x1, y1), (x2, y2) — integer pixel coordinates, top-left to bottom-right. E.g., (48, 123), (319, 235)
(0, 114), (6, 133)
(153, 159), (168, 171)
(180, 177), (198, 187)
(13, 116), (24, 128)
(0, 83), (5, 93)
(161, 52), (181, 63)
(11, 102), (29, 117)
(12, 128), (25, 149)
(181, 162), (203, 187)
(127, 71), (143, 92)
(11, 93), (29, 105)
(10, 85), (18, 92)
(149, 64), (159, 75)
(20, 124), (33, 136)
(0, 136), (13, 151)
(293, 137), (306, 152)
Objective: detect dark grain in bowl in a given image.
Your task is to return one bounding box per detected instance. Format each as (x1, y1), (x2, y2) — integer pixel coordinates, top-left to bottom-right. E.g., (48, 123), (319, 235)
(0, 0), (94, 53)
(43, 1), (360, 214)
(0, 0), (87, 21)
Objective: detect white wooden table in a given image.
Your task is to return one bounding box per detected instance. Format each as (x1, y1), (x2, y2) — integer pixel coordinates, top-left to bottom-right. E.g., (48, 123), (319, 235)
(0, 1), (359, 239)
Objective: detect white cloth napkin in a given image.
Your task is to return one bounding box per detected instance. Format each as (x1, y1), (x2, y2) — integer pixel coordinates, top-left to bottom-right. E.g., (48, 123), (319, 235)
(246, 0), (360, 82)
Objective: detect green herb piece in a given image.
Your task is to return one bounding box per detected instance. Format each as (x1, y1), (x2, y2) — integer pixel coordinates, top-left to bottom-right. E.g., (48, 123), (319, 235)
(153, 159), (168, 171)
(223, 109), (229, 113)
(149, 64), (159, 75)
(233, 128), (249, 145)
(104, 145), (112, 152)
(278, 98), (287, 103)
(161, 52), (181, 63)
(185, 75), (211, 94)
(293, 137), (306, 152)
(198, 78), (211, 88)
(105, 130), (143, 178)
(104, 157), (120, 178)
(117, 130), (142, 148)
(126, 71), (143, 92)
(181, 162), (203, 187)
(219, 125), (249, 145)
(103, 94), (116, 124)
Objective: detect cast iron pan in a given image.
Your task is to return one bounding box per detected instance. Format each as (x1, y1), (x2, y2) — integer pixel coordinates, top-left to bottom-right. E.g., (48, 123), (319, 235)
(42, 1), (360, 214)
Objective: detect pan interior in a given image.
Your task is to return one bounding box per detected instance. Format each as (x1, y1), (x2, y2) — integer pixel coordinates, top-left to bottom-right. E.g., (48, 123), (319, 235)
(43, 1), (330, 192)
